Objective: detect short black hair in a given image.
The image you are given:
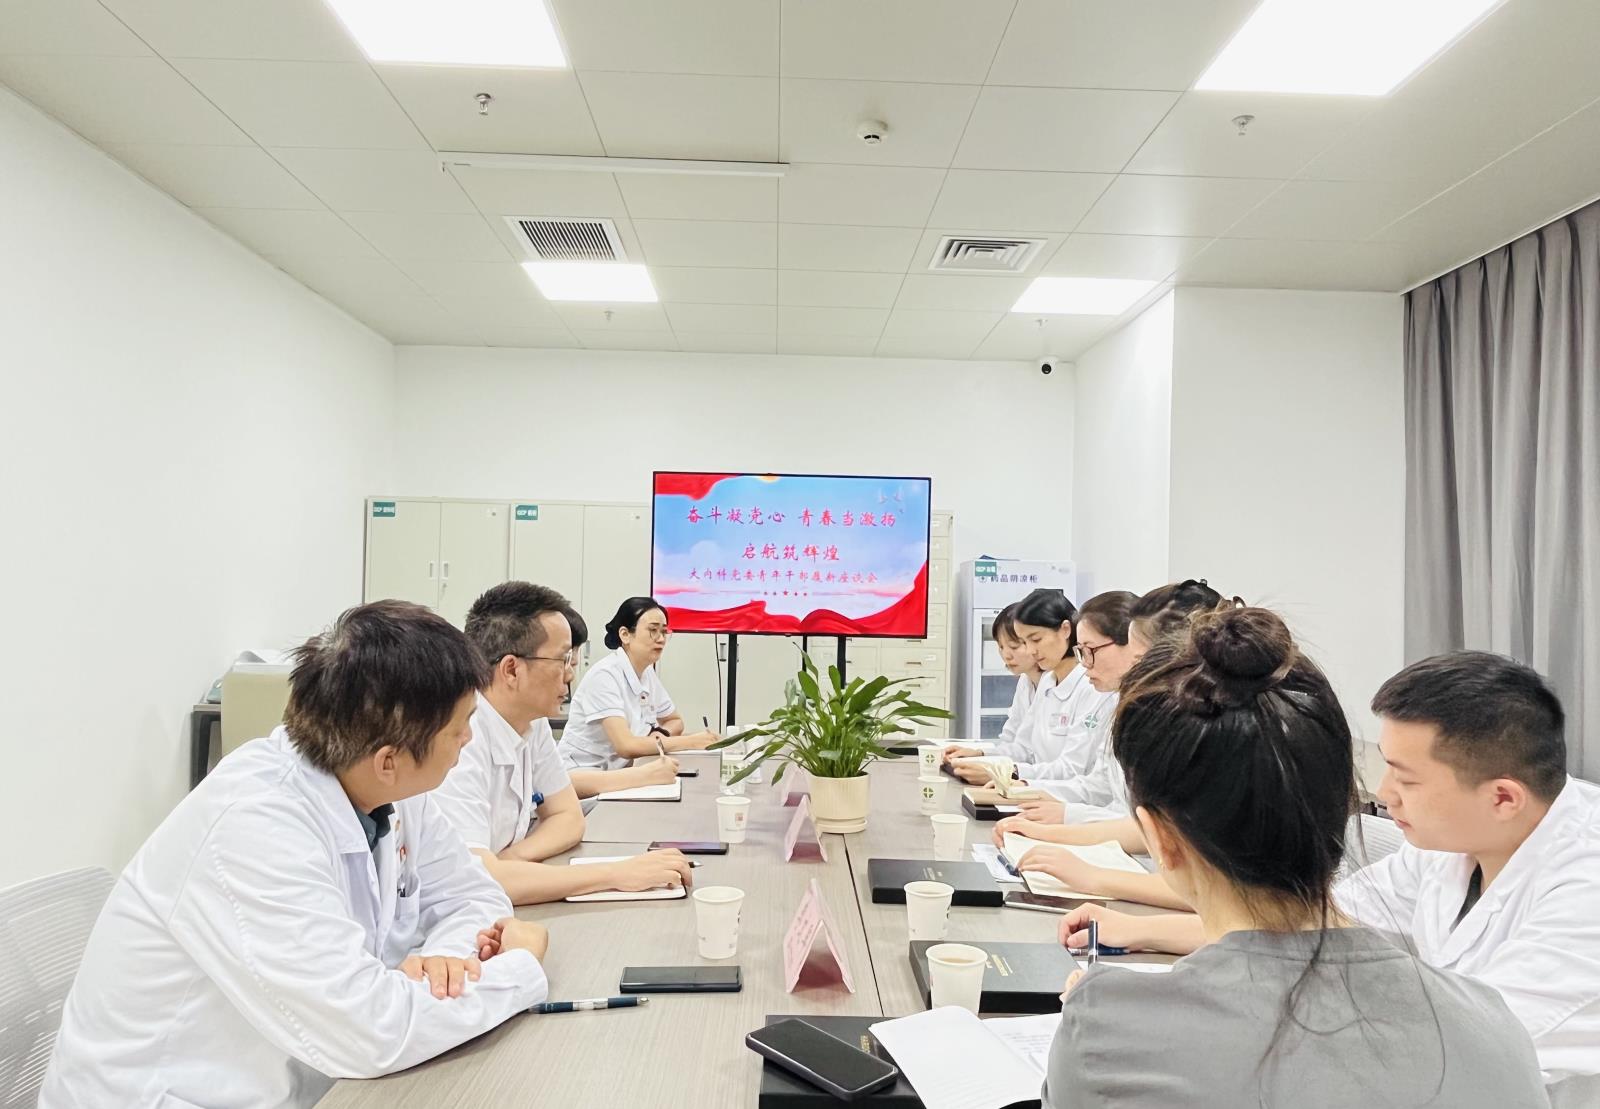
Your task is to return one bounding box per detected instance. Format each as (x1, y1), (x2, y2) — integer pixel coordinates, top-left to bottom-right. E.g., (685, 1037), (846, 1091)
(284, 600), (489, 773)
(604, 596), (667, 651)
(1372, 651), (1567, 801)
(464, 581), (573, 665)
(564, 605), (589, 649)
(1013, 588), (1079, 650)
(991, 602), (1020, 644)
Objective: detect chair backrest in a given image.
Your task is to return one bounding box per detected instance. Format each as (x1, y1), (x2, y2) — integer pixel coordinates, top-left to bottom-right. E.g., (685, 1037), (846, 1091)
(1340, 811), (1407, 876)
(220, 665), (292, 758)
(0, 867), (114, 1108)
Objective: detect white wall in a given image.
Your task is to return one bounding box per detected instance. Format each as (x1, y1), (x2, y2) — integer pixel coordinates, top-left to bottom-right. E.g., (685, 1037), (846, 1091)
(1168, 288), (1405, 745)
(1070, 292), (1174, 596)
(392, 346), (1075, 568)
(0, 89), (395, 886)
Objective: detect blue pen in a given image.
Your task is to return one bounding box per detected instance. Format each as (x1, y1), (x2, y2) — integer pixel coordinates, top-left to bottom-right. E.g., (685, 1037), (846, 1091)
(1088, 919), (1099, 967)
(531, 791), (545, 807)
(531, 996), (648, 1014)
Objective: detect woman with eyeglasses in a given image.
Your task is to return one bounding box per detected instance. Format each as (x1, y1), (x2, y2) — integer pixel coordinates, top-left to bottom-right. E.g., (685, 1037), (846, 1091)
(559, 596), (720, 799)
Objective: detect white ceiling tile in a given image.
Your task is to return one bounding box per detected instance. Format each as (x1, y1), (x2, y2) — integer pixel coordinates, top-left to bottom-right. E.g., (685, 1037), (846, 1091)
(376, 66), (602, 157)
(663, 303), (777, 333)
(1125, 93), (1375, 179)
(955, 88), (1178, 173)
(779, 164), (944, 227)
(269, 148), (475, 213)
(988, 0), (1259, 91)
(554, 304), (672, 331)
(551, 0), (778, 76)
(779, 79), (978, 168)
(1077, 175), (1280, 237)
(100, 0), (360, 61)
(579, 72), (778, 160)
(776, 334), (879, 356)
(777, 224), (919, 272)
(634, 220), (777, 268)
(778, 305), (888, 337)
(573, 330), (681, 352)
(893, 275), (1028, 312)
(268, 255), (429, 303)
(393, 261), (541, 301)
(0, 55), (249, 144)
(650, 266), (777, 305)
(973, 314), (1116, 360)
(376, 314), (487, 347)
(449, 168), (626, 218)
(340, 212), (512, 262)
(874, 334), (984, 360)
(479, 327), (581, 349)
(780, 0), (1014, 83)
(103, 144), (319, 209)
(881, 308), (1003, 341)
(910, 227), (1065, 274)
(1226, 179), (1440, 243)
(429, 294), (565, 330)
(1178, 239), (1414, 292)
(0, 0), (152, 56)
(617, 175), (777, 223)
(778, 269), (904, 307)
(675, 332), (779, 354)
(172, 60), (424, 149)
(929, 170), (1112, 232)
(1043, 233), (1208, 280)
(202, 209), (380, 258)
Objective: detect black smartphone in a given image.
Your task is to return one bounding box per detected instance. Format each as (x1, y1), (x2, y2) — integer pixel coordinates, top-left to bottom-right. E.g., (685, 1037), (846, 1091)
(619, 966), (743, 993)
(1003, 889), (1078, 914)
(746, 1019), (899, 1100)
(676, 768), (700, 778)
(649, 841), (729, 854)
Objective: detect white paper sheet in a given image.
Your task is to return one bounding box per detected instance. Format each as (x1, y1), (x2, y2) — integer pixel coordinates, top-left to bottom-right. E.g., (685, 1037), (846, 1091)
(1001, 833), (1147, 899)
(869, 1007), (1043, 1109)
(563, 856), (687, 902)
(595, 779), (682, 802)
(983, 1012), (1060, 1075)
(969, 843), (1023, 884)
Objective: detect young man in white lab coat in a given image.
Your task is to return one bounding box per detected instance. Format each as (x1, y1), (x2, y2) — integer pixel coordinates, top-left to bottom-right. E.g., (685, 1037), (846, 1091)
(432, 581), (693, 904)
(41, 601), (552, 1109)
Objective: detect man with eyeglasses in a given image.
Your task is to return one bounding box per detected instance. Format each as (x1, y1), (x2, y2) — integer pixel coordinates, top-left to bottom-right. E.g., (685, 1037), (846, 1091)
(432, 582), (692, 905)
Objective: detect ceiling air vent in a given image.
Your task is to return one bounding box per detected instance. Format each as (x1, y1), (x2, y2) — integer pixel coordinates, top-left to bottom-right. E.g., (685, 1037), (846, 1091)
(928, 235), (1046, 274)
(505, 216), (626, 262)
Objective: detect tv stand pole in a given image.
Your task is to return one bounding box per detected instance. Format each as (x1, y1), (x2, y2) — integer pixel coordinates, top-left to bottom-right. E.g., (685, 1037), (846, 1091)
(725, 633), (739, 728)
(837, 636), (848, 684)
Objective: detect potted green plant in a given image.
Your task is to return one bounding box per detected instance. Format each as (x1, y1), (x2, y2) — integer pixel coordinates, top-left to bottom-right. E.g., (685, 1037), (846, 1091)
(711, 653), (952, 833)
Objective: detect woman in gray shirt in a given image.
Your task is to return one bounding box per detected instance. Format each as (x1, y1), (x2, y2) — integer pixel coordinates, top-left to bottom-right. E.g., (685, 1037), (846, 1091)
(1043, 606), (1547, 1109)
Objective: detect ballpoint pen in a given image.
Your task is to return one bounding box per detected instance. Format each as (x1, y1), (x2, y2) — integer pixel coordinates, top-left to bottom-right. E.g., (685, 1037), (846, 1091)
(531, 996), (649, 1015)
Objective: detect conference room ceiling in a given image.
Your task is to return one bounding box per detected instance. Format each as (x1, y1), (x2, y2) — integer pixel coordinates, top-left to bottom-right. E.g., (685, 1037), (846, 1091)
(4, 0), (1598, 360)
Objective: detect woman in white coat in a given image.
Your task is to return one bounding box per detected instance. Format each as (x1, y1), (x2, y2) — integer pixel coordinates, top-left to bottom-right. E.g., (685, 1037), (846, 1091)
(560, 596), (719, 798)
(941, 601), (1043, 767)
(40, 601), (551, 1109)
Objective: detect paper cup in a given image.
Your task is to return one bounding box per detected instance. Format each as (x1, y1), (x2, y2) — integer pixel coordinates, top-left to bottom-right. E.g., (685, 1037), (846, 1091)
(693, 886), (745, 959)
(931, 813), (968, 861)
(917, 743), (943, 776)
(917, 774), (946, 814)
(716, 795), (752, 843)
(926, 943), (987, 1013)
(904, 881), (954, 941)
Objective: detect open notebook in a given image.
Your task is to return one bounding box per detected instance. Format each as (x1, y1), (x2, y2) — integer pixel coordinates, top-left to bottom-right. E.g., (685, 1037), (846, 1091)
(954, 758), (1043, 801)
(563, 856), (688, 903)
(1000, 833), (1148, 900)
(869, 1007), (1053, 1109)
(595, 779), (682, 802)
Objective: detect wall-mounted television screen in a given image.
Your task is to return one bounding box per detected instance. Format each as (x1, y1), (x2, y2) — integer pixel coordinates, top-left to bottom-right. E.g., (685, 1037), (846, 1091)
(650, 472), (932, 638)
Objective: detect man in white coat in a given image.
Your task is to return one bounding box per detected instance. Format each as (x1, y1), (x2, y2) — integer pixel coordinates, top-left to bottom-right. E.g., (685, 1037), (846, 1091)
(433, 581), (693, 903)
(41, 600), (552, 1109)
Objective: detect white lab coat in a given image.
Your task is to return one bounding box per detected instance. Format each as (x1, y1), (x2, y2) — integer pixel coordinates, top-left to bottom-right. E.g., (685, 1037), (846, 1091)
(1018, 666), (1118, 807)
(989, 673), (1040, 762)
(433, 693), (572, 853)
(40, 728), (549, 1109)
(1336, 776), (1600, 1109)
(560, 647), (676, 772)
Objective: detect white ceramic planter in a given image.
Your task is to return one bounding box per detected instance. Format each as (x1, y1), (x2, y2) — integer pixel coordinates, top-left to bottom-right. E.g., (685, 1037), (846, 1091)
(807, 773), (870, 834)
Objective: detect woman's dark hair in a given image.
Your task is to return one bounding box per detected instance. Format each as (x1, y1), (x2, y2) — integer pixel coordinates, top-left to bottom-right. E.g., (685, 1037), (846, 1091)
(1128, 578), (1226, 643)
(565, 605), (589, 650)
(1076, 590), (1137, 645)
(604, 596), (667, 651)
(285, 600), (489, 773)
(1012, 588), (1079, 650)
(991, 602), (1020, 644)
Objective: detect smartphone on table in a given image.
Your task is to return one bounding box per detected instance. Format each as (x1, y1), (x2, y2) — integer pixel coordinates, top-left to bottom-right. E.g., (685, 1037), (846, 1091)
(746, 1018), (899, 1100)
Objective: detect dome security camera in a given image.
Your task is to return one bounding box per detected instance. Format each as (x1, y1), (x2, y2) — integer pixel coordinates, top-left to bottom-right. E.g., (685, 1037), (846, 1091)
(1040, 357), (1058, 376)
(856, 119), (888, 146)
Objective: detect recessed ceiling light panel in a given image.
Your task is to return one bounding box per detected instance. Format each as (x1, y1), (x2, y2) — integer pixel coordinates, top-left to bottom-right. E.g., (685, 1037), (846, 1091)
(522, 262), (658, 303)
(1011, 277), (1156, 316)
(324, 0), (567, 67)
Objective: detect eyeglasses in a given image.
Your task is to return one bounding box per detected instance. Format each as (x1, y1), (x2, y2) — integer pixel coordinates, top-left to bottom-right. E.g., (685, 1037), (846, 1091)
(637, 625), (671, 641)
(510, 650), (580, 668)
(1072, 641), (1115, 667)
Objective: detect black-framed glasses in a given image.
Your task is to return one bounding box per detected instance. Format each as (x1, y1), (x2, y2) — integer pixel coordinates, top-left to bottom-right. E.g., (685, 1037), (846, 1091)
(1073, 641), (1115, 666)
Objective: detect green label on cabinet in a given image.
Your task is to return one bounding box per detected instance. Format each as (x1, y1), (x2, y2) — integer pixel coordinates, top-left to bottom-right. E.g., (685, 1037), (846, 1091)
(974, 559), (998, 581)
(371, 501), (396, 518)
(515, 504), (539, 521)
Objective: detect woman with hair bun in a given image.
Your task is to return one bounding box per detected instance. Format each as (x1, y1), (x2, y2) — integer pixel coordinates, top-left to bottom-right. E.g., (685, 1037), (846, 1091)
(1040, 606), (1546, 1109)
(559, 596), (718, 799)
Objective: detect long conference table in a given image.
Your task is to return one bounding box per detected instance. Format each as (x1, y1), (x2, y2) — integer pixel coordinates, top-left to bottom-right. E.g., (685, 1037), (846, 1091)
(317, 755), (1174, 1108)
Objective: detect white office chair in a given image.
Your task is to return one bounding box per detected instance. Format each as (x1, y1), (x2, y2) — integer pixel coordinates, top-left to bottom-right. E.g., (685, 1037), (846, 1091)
(219, 664), (291, 762)
(0, 867), (114, 1108)
(1340, 812), (1406, 877)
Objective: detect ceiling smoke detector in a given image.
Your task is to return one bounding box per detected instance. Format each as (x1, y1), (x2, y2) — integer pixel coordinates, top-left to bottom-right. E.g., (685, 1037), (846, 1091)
(856, 119), (888, 145)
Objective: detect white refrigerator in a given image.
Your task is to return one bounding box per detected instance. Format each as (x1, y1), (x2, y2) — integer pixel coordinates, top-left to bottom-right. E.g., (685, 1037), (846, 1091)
(953, 558), (1078, 739)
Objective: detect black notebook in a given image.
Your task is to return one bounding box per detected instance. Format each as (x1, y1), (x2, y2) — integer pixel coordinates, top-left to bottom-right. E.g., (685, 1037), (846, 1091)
(908, 940), (1077, 1014)
(756, 1015), (921, 1107)
(961, 794), (1021, 821)
(868, 859), (1004, 907)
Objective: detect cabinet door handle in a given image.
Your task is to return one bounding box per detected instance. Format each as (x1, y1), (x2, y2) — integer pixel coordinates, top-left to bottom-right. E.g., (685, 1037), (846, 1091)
(442, 560), (451, 581)
(427, 561), (436, 580)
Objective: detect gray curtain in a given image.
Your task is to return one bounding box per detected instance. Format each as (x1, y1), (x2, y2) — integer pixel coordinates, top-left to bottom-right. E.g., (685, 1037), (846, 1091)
(1404, 198), (1600, 780)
